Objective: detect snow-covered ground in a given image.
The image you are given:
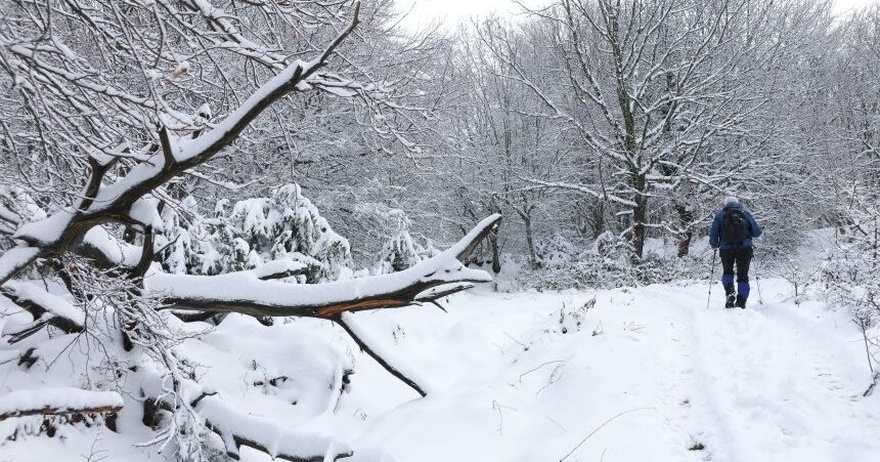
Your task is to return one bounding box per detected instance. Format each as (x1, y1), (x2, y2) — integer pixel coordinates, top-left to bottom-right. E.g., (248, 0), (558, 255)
(325, 280), (880, 462)
(3, 276), (880, 461)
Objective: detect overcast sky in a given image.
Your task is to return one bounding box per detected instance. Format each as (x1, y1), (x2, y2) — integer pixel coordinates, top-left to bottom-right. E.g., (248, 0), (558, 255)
(834, 0), (878, 13)
(398, 0), (544, 30)
(399, 0), (879, 31)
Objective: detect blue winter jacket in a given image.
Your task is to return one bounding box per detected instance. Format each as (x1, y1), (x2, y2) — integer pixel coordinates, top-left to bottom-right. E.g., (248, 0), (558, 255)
(709, 203), (762, 249)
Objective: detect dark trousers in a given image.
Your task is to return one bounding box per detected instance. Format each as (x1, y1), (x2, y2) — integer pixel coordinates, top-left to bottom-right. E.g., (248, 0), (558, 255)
(719, 247), (753, 298)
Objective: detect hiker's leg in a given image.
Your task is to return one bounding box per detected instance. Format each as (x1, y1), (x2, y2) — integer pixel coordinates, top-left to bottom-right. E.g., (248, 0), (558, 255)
(720, 249), (736, 306)
(735, 248), (754, 307)
(719, 249), (735, 289)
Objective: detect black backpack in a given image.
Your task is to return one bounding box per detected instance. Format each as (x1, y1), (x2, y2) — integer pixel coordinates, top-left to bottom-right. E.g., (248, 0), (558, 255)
(721, 208), (750, 243)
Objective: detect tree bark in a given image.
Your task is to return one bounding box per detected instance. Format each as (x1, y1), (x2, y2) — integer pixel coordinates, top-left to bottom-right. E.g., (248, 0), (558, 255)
(675, 204), (695, 258)
(630, 174), (648, 262)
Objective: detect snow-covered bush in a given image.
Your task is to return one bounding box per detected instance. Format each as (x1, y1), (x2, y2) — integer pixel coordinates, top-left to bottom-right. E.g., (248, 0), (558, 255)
(514, 233), (707, 291)
(822, 227), (880, 325)
(229, 184), (352, 282)
(373, 212), (438, 274)
(158, 184), (352, 283)
(158, 196), (211, 275)
(819, 195), (880, 390)
(819, 191), (879, 316)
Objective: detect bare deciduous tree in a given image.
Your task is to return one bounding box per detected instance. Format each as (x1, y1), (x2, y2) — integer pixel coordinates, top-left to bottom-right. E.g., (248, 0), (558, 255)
(476, 0), (830, 260)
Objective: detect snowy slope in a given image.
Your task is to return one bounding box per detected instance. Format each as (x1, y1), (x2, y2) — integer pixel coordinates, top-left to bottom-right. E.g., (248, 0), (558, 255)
(2, 277), (879, 462)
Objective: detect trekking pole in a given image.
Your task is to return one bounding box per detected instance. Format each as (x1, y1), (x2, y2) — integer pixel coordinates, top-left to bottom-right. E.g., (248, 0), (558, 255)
(753, 248), (764, 305)
(707, 248), (717, 310)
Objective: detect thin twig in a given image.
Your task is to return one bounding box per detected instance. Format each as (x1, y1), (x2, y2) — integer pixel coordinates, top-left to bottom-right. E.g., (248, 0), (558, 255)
(518, 360), (565, 383)
(559, 407), (653, 461)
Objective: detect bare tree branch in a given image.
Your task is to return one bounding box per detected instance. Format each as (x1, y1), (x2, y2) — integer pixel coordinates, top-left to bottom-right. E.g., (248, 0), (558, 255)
(333, 313), (428, 398)
(1, 282), (85, 338)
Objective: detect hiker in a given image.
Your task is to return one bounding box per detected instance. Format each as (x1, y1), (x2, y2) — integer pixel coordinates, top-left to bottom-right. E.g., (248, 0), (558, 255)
(709, 196), (762, 309)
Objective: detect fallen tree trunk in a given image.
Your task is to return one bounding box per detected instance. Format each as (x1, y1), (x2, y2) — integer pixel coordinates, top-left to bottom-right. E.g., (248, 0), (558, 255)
(149, 214), (502, 319)
(0, 404), (122, 421)
(0, 388), (123, 432)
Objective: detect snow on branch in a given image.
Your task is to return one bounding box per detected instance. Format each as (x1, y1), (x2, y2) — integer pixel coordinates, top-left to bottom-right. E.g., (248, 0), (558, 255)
(147, 214), (502, 319)
(77, 226), (147, 271)
(1, 280), (85, 343)
(0, 388), (123, 422)
(249, 260), (309, 281)
(0, 246), (40, 289)
(519, 178), (638, 208)
(197, 395), (351, 461)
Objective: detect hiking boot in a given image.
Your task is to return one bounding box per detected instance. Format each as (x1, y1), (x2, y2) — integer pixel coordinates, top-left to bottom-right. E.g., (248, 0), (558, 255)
(723, 284), (735, 308)
(735, 295), (747, 309)
(725, 293), (736, 309)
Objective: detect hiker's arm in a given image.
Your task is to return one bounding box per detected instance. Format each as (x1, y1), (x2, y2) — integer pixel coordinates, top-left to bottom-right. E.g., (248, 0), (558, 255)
(708, 211), (722, 247)
(747, 211), (763, 238)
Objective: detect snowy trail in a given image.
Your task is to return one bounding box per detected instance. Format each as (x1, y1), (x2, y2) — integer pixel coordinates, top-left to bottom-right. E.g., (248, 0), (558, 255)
(344, 279), (880, 462)
(686, 292), (880, 462)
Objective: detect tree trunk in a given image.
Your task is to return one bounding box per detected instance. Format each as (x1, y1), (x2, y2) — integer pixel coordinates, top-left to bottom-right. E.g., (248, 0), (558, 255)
(675, 204), (695, 258)
(522, 212), (538, 269)
(630, 175), (648, 262)
(490, 232), (501, 274)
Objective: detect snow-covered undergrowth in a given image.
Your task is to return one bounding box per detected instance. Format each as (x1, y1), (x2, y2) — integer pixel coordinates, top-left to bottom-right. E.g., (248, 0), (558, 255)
(158, 184), (352, 283)
(3, 275), (879, 461)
